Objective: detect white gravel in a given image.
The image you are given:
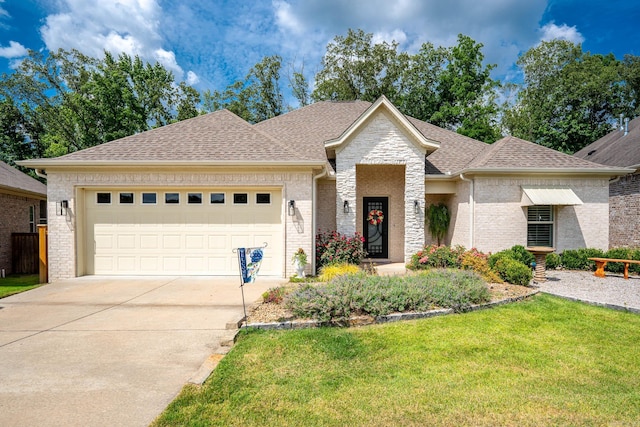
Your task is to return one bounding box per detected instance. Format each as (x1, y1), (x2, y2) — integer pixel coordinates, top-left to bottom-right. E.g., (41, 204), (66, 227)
(535, 269), (640, 312)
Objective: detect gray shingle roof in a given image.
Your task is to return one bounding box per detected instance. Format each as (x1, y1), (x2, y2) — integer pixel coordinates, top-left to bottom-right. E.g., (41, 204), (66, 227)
(466, 136), (613, 170)
(574, 116), (640, 167)
(0, 161), (46, 197)
(55, 109), (303, 162)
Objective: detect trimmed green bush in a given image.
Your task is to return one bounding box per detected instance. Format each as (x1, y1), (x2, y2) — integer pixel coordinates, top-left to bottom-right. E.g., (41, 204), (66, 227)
(493, 258), (533, 286)
(604, 248), (633, 273)
(545, 253), (562, 270)
(488, 245), (535, 269)
(560, 248), (604, 270)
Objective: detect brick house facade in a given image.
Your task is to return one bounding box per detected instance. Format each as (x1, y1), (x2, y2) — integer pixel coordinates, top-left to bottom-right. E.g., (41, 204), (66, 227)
(20, 97), (629, 282)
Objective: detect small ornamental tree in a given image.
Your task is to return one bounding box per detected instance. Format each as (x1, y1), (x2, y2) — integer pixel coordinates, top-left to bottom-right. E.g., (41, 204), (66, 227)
(426, 203), (450, 245)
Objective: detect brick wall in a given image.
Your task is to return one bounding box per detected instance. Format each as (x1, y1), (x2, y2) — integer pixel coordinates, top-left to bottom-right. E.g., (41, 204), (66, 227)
(316, 179), (336, 233)
(45, 169), (314, 281)
(472, 176), (609, 253)
(609, 172), (640, 247)
(0, 192), (43, 275)
(335, 110), (426, 262)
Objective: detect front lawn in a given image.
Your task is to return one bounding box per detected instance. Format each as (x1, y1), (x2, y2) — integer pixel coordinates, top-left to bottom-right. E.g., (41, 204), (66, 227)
(0, 274), (41, 298)
(153, 295), (640, 426)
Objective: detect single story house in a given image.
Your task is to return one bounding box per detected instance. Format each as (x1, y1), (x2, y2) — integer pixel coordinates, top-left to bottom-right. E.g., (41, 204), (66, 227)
(19, 96), (631, 281)
(574, 116), (640, 247)
(0, 161), (47, 275)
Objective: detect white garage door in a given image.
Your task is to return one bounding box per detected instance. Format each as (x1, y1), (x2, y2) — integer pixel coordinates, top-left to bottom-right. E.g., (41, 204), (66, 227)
(84, 188), (283, 276)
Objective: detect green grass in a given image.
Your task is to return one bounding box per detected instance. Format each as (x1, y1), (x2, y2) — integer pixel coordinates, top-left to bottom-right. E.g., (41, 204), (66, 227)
(0, 274), (41, 298)
(153, 295), (640, 427)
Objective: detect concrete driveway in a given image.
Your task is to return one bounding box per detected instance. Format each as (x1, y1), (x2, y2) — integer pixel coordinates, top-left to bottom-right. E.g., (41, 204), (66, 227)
(0, 275), (280, 427)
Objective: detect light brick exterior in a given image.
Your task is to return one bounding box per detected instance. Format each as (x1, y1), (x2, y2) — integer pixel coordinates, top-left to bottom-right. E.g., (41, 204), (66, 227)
(0, 192), (44, 275)
(45, 168), (314, 281)
(456, 176), (610, 254)
(316, 179), (336, 233)
(609, 171), (640, 248)
(335, 111), (426, 262)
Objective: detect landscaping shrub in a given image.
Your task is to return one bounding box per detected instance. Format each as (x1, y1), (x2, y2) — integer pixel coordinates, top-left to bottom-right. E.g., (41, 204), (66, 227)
(604, 248), (633, 273)
(493, 258), (533, 286)
(545, 252), (562, 270)
(285, 269), (490, 322)
(316, 230), (367, 271)
(459, 248), (503, 283)
(319, 263), (361, 282)
(560, 248), (604, 270)
(488, 245), (535, 270)
(262, 287), (287, 304)
(407, 244), (465, 270)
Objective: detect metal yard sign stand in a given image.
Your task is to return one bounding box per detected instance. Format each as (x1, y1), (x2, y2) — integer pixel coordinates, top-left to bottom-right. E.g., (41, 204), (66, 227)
(232, 242), (267, 327)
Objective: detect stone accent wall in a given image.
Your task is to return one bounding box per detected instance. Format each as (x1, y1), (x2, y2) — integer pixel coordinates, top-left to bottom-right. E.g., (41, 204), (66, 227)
(0, 193), (44, 275)
(45, 169), (314, 281)
(356, 165), (405, 262)
(609, 172), (640, 247)
(316, 179), (336, 233)
(335, 110), (426, 262)
(472, 176), (609, 253)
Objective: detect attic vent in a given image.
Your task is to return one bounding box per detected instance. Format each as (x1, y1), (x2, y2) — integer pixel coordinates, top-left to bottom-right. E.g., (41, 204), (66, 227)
(587, 149), (597, 156)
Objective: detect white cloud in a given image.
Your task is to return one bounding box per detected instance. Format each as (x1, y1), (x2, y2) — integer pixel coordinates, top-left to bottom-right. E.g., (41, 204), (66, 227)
(372, 30), (407, 46)
(186, 71), (199, 85)
(0, 40), (28, 58)
(539, 22), (585, 44)
(39, 0), (188, 80)
(0, 0), (8, 18)
(273, 0), (304, 34)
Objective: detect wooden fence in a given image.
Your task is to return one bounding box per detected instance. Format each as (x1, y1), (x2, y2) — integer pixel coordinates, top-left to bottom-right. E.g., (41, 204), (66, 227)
(11, 233), (39, 274)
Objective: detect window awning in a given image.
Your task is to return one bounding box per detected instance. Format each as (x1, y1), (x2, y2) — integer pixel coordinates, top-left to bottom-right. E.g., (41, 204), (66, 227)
(521, 187), (583, 206)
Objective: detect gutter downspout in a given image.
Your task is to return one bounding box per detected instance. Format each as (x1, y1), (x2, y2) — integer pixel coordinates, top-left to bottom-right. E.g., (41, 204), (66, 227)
(35, 169), (47, 179)
(459, 173), (474, 249)
(312, 166), (328, 275)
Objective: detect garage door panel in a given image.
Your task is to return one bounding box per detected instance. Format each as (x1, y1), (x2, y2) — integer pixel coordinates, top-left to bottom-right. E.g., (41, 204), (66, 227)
(86, 189), (283, 276)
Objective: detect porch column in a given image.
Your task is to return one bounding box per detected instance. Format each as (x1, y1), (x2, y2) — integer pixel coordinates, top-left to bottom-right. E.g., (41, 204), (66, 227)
(336, 160), (356, 235)
(404, 161), (425, 261)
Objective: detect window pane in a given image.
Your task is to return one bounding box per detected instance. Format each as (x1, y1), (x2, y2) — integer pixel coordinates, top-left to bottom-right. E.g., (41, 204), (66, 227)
(528, 205), (553, 222)
(97, 193), (111, 204)
(256, 193), (271, 204)
(188, 193), (202, 204)
(119, 192), (134, 204)
(142, 193), (157, 204)
(527, 224), (553, 247)
(234, 193), (248, 204)
(210, 193), (225, 204)
(165, 193), (180, 204)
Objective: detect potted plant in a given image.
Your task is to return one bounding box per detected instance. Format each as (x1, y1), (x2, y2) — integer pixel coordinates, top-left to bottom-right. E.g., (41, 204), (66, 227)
(292, 248), (307, 277)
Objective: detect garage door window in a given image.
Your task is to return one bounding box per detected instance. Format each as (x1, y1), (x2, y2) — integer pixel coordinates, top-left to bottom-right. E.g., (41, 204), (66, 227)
(234, 193), (248, 204)
(210, 193), (225, 204)
(142, 193), (157, 204)
(97, 193), (111, 204)
(119, 192), (134, 204)
(165, 193), (180, 204)
(188, 193), (202, 204)
(256, 193), (271, 204)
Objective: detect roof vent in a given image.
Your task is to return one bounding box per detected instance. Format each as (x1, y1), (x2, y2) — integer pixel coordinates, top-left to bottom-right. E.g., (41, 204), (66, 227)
(620, 113), (624, 131)
(624, 117), (629, 136)
(587, 149), (597, 156)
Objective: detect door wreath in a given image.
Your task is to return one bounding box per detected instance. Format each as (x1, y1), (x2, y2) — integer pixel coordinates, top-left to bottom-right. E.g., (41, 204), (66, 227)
(367, 209), (384, 225)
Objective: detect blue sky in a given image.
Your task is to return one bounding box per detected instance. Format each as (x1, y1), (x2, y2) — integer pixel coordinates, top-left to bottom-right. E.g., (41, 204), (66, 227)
(1, 0), (638, 108)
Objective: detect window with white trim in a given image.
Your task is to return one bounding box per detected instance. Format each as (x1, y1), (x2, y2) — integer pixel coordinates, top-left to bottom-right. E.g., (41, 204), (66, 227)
(29, 205), (36, 232)
(527, 205), (554, 247)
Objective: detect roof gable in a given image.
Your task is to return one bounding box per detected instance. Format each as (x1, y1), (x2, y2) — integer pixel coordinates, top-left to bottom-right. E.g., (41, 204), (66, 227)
(463, 135), (628, 174)
(324, 96), (440, 153)
(0, 161), (46, 197)
(574, 116), (640, 168)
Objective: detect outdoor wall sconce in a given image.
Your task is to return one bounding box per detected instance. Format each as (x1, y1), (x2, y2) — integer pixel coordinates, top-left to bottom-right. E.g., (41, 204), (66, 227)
(414, 200), (420, 214)
(57, 200), (69, 216)
(343, 200), (350, 213)
(288, 200), (296, 216)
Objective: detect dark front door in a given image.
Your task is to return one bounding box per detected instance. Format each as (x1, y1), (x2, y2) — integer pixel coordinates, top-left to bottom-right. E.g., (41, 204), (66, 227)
(363, 197), (388, 258)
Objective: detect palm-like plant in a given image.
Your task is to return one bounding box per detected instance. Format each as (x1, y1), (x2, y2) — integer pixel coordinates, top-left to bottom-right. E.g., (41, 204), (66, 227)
(426, 203), (450, 246)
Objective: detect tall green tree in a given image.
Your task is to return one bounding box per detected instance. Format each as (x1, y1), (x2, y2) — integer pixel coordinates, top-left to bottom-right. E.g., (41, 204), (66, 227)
(502, 40), (626, 153)
(0, 48), (199, 157)
(202, 55), (284, 123)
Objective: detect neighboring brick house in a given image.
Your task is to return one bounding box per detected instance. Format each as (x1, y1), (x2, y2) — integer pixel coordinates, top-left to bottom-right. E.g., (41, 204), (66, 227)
(0, 161), (47, 275)
(574, 116), (640, 247)
(19, 96), (630, 282)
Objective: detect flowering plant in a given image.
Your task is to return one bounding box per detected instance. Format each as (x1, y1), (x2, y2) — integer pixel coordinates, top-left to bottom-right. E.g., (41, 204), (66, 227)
(292, 248), (307, 267)
(315, 230), (367, 272)
(367, 209), (384, 225)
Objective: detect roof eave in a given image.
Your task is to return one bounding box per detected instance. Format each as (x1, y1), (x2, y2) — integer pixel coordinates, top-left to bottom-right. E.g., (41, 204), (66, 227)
(454, 167), (634, 177)
(17, 159), (327, 169)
